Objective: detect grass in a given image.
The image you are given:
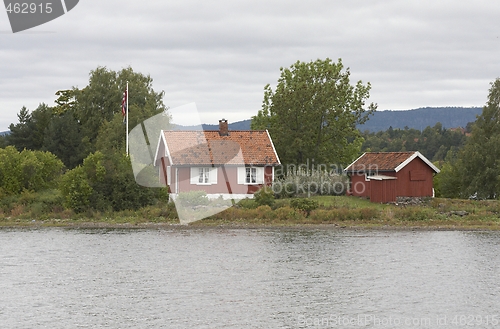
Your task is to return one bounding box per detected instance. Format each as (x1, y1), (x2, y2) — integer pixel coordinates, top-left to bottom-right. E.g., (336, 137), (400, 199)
(0, 192), (499, 230)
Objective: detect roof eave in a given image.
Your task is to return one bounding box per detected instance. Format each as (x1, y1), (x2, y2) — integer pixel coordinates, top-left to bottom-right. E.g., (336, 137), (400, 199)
(394, 151), (440, 173)
(344, 152), (367, 172)
(266, 129), (281, 165)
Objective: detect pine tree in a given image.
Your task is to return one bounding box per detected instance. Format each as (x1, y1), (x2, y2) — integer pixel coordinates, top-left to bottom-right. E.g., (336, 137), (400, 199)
(459, 79), (500, 199)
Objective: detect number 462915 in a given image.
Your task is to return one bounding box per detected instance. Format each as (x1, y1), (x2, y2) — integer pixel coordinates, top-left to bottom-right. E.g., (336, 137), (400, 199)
(5, 3), (53, 14)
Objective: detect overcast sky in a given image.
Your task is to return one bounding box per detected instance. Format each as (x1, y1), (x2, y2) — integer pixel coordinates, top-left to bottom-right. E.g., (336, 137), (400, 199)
(1, 0), (500, 131)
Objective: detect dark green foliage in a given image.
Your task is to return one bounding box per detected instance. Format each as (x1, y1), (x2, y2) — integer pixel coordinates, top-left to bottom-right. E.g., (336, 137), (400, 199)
(8, 103), (53, 151)
(0, 146), (64, 196)
(457, 79), (500, 199)
(0, 189), (65, 218)
(0, 134), (8, 148)
(8, 106), (39, 151)
(252, 58), (376, 168)
(3, 66), (172, 213)
(236, 198), (259, 209)
(253, 186), (275, 207)
(81, 66), (169, 154)
(360, 122), (467, 161)
(290, 198), (319, 216)
(432, 79), (500, 199)
(59, 151), (168, 213)
(43, 111), (85, 169)
(433, 151), (462, 198)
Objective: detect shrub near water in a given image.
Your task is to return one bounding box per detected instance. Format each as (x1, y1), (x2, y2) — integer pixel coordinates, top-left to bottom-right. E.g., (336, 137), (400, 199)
(290, 198), (319, 216)
(237, 198), (258, 209)
(309, 207), (379, 222)
(274, 206), (305, 221)
(394, 206), (434, 221)
(254, 186), (275, 207)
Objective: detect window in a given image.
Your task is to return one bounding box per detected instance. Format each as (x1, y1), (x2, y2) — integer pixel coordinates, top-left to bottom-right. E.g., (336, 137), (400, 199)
(238, 167), (264, 185)
(246, 167), (257, 184)
(365, 172), (376, 181)
(190, 167), (217, 185)
(199, 167), (210, 184)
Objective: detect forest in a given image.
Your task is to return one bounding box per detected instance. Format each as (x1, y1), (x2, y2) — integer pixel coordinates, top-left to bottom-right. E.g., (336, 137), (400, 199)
(0, 67), (170, 216)
(359, 123), (470, 162)
(0, 62), (499, 221)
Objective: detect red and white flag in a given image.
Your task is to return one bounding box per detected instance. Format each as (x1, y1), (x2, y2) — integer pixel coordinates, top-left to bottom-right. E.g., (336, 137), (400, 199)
(121, 89), (127, 117)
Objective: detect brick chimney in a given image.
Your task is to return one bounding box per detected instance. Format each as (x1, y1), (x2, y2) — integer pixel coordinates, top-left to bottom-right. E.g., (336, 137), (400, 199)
(219, 119), (229, 136)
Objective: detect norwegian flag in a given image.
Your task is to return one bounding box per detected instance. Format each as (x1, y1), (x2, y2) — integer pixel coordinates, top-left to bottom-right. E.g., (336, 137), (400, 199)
(121, 89), (127, 117)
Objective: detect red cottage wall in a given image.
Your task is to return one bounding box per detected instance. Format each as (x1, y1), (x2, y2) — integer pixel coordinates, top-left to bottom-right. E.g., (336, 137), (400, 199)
(349, 173), (370, 197)
(395, 157), (435, 197)
(370, 179), (397, 203)
(173, 166), (274, 195)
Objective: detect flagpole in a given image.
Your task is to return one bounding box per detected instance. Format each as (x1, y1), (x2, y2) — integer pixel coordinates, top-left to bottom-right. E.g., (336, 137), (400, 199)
(126, 81), (129, 156)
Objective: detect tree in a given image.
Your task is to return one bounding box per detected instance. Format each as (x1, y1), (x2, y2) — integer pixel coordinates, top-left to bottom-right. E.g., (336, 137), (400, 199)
(360, 123), (467, 161)
(251, 58), (376, 168)
(0, 134), (7, 148)
(53, 89), (77, 115)
(43, 111), (85, 169)
(59, 150), (168, 212)
(433, 149), (462, 198)
(8, 106), (32, 150)
(0, 146), (64, 195)
(75, 66), (169, 155)
(8, 104), (53, 151)
(457, 79), (500, 199)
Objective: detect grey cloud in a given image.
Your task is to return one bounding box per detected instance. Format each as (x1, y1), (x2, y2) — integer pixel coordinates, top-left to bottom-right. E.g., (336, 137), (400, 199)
(2, 0), (500, 129)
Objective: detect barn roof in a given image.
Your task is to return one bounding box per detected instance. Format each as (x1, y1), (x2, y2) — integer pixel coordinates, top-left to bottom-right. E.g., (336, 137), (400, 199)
(155, 130), (281, 166)
(344, 151), (440, 173)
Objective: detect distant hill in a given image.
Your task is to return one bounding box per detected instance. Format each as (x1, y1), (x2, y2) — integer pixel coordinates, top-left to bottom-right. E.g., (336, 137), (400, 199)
(358, 107), (482, 132)
(172, 107), (483, 132)
(0, 131), (10, 136)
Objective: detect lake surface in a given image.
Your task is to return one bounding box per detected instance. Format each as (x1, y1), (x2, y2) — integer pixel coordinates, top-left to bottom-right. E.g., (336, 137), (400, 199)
(0, 227), (499, 328)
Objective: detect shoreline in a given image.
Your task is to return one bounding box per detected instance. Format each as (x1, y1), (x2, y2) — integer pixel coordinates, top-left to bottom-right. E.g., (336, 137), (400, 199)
(1, 218), (498, 231)
(1, 196), (499, 231)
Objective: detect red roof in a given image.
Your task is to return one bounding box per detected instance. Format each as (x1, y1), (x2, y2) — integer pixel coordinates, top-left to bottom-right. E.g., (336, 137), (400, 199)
(345, 151), (440, 173)
(160, 130), (280, 166)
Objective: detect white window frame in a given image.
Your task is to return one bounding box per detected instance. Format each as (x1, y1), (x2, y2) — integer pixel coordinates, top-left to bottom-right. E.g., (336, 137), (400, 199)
(246, 167), (257, 184)
(190, 167), (217, 185)
(238, 166), (264, 185)
(365, 172), (376, 181)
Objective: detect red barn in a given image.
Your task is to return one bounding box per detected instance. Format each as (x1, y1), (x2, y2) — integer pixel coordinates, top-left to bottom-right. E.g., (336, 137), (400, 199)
(154, 119), (281, 200)
(344, 152), (440, 203)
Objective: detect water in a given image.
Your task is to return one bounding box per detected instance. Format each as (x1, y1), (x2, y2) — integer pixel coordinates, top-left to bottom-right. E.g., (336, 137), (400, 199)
(0, 227), (499, 328)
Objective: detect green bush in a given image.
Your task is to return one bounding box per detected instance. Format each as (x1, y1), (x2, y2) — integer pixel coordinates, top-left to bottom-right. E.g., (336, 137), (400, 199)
(274, 206), (305, 221)
(59, 151), (165, 213)
(59, 166), (93, 213)
(237, 198), (259, 209)
(272, 198), (290, 210)
(0, 146), (64, 195)
(290, 198), (319, 216)
(358, 207), (379, 220)
(255, 205), (275, 220)
(254, 186), (275, 207)
(309, 209), (334, 222)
